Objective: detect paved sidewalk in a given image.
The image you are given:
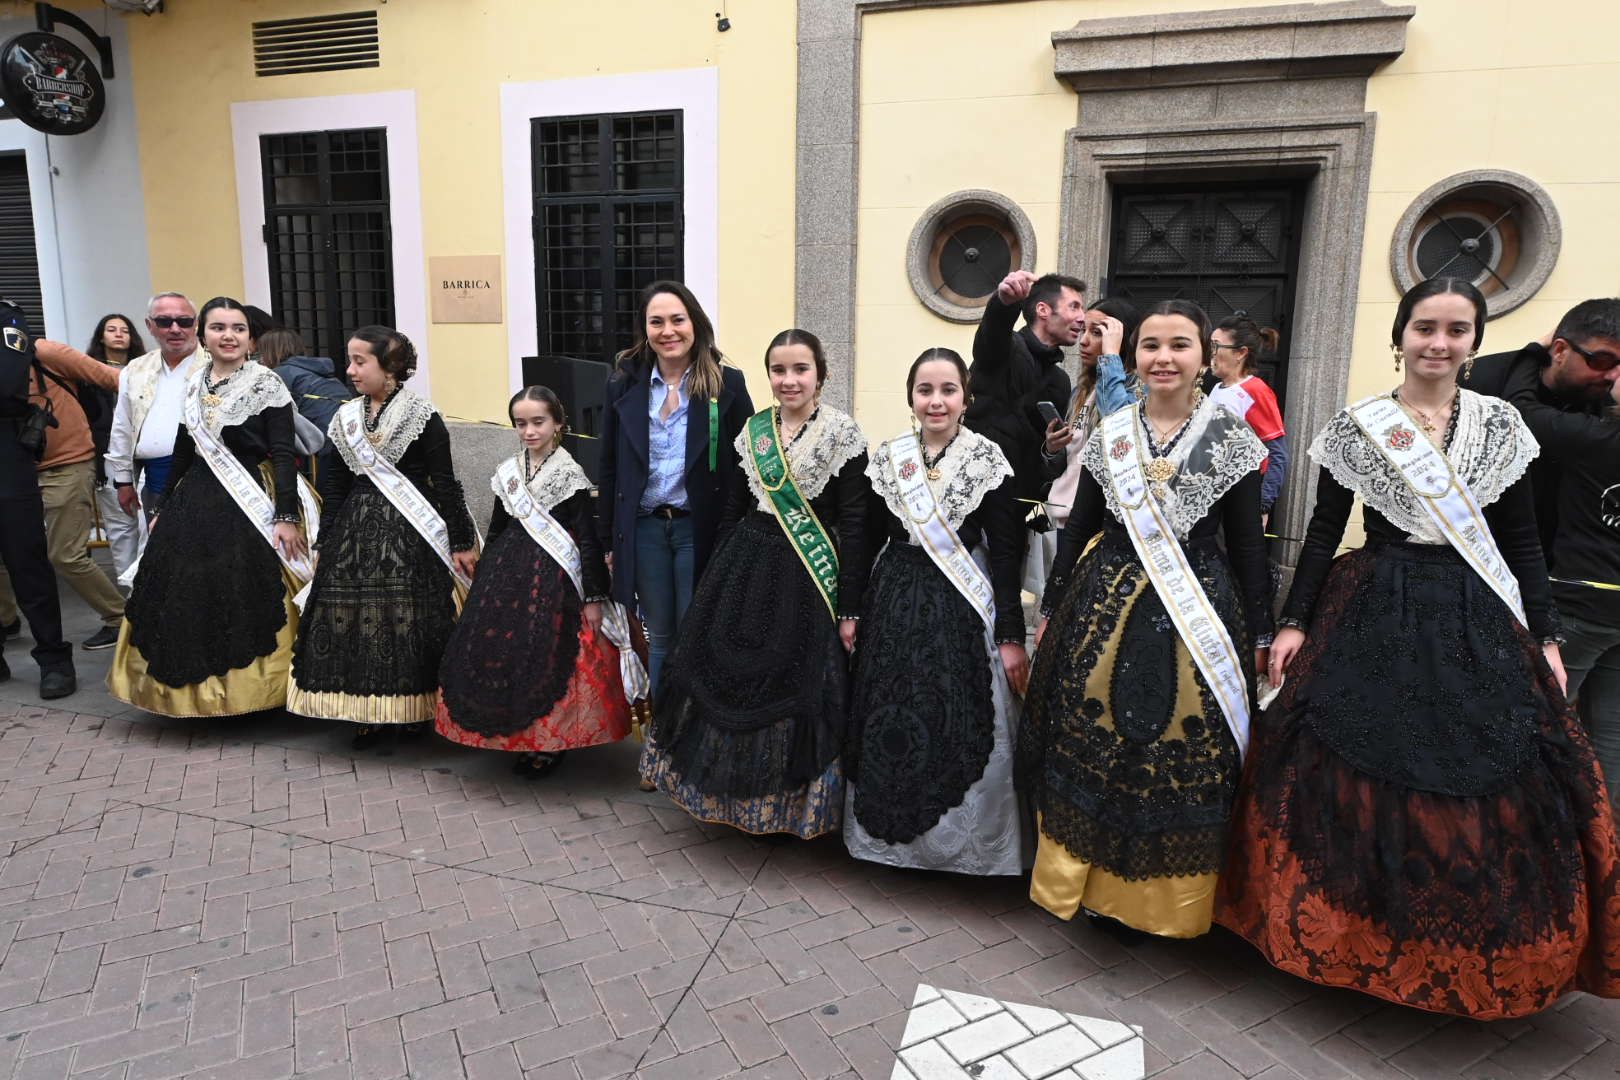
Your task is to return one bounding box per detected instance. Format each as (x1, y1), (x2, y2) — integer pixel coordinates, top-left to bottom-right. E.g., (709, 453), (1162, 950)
(0, 580), (1616, 1079)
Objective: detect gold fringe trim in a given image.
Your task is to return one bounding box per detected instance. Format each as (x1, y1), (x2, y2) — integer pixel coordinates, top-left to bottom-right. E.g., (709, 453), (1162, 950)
(286, 676), (437, 725)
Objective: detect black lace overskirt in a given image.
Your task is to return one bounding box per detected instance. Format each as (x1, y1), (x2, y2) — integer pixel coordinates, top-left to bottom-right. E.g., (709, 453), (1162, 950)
(126, 463), (287, 688)
(846, 542), (994, 843)
(291, 482), (456, 696)
(437, 524), (581, 737)
(1296, 542), (1541, 797)
(1020, 527), (1250, 880)
(653, 513), (848, 797)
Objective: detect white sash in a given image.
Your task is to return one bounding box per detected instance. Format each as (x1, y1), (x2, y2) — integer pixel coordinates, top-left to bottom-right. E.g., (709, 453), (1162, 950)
(1101, 406), (1251, 758)
(337, 397), (471, 590)
(492, 457), (649, 704)
(118, 391), (320, 595)
(890, 434), (996, 649)
(1348, 395), (1527, 627)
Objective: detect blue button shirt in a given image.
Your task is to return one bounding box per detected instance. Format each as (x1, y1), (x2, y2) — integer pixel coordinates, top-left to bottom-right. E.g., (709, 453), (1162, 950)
(640, 367), (691, 512)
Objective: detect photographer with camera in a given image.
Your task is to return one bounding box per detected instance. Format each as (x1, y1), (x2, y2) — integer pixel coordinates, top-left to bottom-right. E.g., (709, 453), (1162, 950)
(0, 300), (120, 698)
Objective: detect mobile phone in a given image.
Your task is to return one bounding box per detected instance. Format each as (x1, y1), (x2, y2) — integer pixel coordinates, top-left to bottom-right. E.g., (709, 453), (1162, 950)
(1036, 401), (1063, 427)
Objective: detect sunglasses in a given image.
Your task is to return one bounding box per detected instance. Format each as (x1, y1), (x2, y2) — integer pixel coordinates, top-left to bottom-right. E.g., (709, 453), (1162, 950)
(1564, 340), (1620, 373)
(150, 316), (196, 329)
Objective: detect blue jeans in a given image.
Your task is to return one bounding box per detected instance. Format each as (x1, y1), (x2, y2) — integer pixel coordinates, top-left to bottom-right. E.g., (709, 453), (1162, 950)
(634, 513), (695, 695)
(1564, 613), (1620, 807)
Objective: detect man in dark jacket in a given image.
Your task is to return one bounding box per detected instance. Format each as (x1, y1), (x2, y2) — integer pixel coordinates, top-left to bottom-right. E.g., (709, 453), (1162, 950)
(965, 270), (1086, 579)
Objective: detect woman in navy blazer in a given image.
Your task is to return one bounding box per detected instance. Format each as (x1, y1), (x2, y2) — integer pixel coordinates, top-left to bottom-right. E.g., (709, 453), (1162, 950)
(598, 281), (753, 695)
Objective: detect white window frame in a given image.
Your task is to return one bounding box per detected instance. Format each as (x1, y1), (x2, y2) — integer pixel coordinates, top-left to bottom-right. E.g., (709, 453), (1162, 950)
(501, 67), (719, 392)
(230, 91), (429, 390)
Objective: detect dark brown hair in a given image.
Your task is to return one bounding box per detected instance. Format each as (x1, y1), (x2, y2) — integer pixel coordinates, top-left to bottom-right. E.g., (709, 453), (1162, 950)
(86, 313), (146, 363)
(1132, 299), (1214, 367)
(350, 325), (418, 381)
(906, 347), (969, 401)
(764, 328), (827, 387)
(508, 384), (567, 430)
(1214, 314), (1280, 376)
(615, 280), (728, 401)
(1391, 277), (1487, 351)
(256, 328), (307, 371)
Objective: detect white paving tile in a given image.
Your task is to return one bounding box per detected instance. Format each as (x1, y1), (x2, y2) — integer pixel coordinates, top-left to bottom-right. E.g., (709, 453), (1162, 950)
(966, 1054), (1026, 1080)
(1005, 1000), (1069, 1036)
(938, 1011), (1032, 1064)
(899, 997), (972, 1049)
(901, 1037), (973, 1079)
(1073, 1036), (1145, 1080)
(1067, 1012), (1137, 1050)
(941, 987), (1004, 1022)
(913, 984), (943, 1006)
(1005, 1025), (1102, 1079)
(890, 1061), (918, 1080)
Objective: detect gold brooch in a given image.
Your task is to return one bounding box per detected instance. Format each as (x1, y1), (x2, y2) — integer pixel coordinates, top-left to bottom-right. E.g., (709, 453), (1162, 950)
(1143, 458), (1177, 485)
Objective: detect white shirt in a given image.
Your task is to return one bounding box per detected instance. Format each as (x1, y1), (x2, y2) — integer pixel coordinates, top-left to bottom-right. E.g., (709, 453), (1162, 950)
(107, 356), (192, 483)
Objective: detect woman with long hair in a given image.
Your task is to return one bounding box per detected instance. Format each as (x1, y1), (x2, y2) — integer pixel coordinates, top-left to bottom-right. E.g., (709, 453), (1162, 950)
(108, 297), (315, 716)
(86, 314), (148, 580)
(1217, 278), (1620, 1018)
(1208, 315), (1289, 522)
(1020, 300), (1271, 938)
(1041, 297), (1140, 532)
(436, 386), (635, 777)
(644, 329), (868, 836)
(843, 347), (1030, 873)
(288, 326), (477, 748)
(598, 281), (753, 695)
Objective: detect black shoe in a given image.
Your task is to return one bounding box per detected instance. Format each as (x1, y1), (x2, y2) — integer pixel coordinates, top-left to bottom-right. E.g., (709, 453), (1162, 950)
(1, 618), (18, 639)
(513, 750), (566, 780)
(351, 724), (387, 751)
(82, 626), (119, 651)
(39, 669), (76, 700)
(0, 655), (10, 682)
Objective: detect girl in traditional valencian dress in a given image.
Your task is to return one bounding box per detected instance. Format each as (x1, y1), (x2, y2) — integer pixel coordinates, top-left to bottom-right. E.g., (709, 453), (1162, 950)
(287, 327), (477, 748)
(844, 347), (1030, 874)
(1020, 300), (1271, 937)
(436, 387), (642, 777)
(644, 329), (869, 837)
(110, 297), (317, 716)
(1218, 278), (1620, 1018)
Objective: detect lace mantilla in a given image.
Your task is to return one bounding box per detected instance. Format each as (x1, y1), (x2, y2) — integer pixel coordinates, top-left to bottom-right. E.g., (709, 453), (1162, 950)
(1080, 398), (1267, 539)
(329, 387), (436, 471)
(1308, 389), (1538, 544)
(188, 361), (291, 433)
(735, 406), (867, 511)
(868, 428), (1013, 533)
(492, 446), (591, 513)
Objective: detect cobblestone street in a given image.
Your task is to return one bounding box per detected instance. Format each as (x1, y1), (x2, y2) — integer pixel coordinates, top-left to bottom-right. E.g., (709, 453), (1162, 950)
(0, 585), (1617, 1079)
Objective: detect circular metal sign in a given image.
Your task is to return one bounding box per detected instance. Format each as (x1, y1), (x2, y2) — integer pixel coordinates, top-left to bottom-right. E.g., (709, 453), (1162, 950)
(0, 32), (105, 136)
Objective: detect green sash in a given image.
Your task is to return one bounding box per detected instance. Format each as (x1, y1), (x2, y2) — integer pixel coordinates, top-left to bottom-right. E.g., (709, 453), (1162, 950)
(746, 408), (839, 617)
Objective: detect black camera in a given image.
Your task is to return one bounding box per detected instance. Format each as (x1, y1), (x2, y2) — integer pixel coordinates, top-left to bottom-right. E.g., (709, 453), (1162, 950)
(16, 398), (56, 460)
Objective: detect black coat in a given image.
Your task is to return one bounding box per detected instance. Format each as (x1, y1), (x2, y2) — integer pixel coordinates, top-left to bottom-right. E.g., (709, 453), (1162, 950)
(598, 363), (754, 606)
(964, 294), (1071, 506)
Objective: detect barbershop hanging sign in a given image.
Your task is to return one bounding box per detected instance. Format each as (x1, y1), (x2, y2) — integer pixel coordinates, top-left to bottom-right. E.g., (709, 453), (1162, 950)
(0, 32), (105, 136)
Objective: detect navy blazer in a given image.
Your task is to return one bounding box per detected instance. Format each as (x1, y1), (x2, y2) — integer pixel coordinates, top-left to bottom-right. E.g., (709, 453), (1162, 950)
(597, 363), (754, 606)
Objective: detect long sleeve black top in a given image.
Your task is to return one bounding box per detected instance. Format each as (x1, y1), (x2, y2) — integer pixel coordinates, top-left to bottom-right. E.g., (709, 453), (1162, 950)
(1280, 465), (1560, 641)
(722, 451), (873, 621)
(168, 402), (300, 521)
(487, 488), (610, 600)
(317, 412), (476, 552)
(1042, 466), (1273, 641)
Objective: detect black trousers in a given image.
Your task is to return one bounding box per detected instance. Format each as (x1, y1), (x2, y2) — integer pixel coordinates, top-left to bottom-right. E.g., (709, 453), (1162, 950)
(0, 427), (71, 672)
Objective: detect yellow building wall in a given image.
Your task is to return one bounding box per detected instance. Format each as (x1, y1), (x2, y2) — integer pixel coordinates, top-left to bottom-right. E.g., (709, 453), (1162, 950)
(855, 0), (1620, 438)
(124, 0), (796, 423)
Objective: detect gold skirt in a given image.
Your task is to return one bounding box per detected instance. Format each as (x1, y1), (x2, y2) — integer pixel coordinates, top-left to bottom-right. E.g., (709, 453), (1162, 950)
(1030, 814), (1218, 938)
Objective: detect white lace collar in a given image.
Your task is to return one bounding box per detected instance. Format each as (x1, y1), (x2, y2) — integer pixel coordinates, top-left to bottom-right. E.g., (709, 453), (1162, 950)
(330, 387), (436, 469)
(734, 406), (867, 510)
(1081, 397), (1267, 539)
(187, 360), (291, 433)
(495, 446), (591, 513)
(1309, 388), (1538, 543)
(868, 427), (1013, 532)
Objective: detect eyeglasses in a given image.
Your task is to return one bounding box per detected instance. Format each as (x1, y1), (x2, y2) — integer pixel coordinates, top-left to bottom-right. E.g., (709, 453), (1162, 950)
(1563, 340), (1620, 372)
(1211, 343), (1243, 350)
(150, 316), (195, 329)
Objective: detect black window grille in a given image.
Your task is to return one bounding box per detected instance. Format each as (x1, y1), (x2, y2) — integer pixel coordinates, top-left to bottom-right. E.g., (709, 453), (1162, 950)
(532, 111), (683, 363)
(261, 127), (394, 368)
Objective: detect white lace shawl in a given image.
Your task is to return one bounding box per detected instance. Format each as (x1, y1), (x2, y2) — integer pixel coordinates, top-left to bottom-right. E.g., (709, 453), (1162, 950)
(328, 387), (436, 471)
(187, 361), (292, 434)
(868, 427), (1014, 534)
(734, 406), (867, 512)
(1308, 388), (1538, 543)
(1080, 397), (1268, 540)
(494, 446), (591, 513)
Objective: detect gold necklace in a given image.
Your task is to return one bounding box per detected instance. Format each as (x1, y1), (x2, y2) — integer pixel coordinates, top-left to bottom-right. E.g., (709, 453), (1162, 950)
(1395, 390), (1456, 436)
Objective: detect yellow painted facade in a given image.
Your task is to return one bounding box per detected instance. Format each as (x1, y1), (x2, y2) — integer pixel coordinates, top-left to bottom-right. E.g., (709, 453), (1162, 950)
(855, 0), (1620, 436)
(122, 0), (797, 424)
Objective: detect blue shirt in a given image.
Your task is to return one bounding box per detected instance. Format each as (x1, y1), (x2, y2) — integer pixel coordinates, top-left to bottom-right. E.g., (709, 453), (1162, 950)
(640, 367), (692, 512)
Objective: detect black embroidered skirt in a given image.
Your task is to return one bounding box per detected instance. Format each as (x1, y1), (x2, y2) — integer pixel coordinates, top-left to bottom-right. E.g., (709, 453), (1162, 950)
(288, 482), (457, 724)
(1020, 527), (1252, 936)
(1217, 542), (1620, 1017)
(644, 513), (845, 838)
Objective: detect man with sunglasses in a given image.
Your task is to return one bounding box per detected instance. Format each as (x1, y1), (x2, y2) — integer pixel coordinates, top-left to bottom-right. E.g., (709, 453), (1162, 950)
(1471, 298), (1620, 800)
(106, 292), (205, 525)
